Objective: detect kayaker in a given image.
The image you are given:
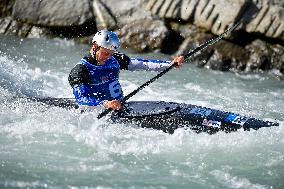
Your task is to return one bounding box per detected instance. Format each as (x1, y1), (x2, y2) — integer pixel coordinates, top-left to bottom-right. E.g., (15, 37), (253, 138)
(68, 30), (184, 110)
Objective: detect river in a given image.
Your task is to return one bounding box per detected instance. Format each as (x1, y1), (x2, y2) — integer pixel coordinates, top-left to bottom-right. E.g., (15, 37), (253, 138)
(0, 35), (283, 189)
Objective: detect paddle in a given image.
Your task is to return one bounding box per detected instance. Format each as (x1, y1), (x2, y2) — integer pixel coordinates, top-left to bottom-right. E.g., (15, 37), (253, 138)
(97, 21), (241, 119)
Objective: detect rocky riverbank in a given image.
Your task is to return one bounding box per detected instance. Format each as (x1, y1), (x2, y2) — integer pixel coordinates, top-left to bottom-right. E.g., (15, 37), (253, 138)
(0, 0), (283, 75)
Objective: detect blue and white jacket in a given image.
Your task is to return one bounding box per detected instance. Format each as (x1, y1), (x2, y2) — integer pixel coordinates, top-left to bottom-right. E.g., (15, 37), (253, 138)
(68, 53), (171, 106)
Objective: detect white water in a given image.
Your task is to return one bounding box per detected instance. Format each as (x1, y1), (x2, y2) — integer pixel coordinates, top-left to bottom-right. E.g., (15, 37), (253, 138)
(0, 35), (283, 189)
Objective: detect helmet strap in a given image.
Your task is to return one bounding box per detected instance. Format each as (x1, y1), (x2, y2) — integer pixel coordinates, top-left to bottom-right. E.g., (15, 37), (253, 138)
(92, 45), (106, 65)
(91, 45), (100, 59)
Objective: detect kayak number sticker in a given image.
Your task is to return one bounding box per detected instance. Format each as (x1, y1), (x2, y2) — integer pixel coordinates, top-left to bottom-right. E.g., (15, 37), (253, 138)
(202, 119), (221, 128)
(225, 114), (249, 126)
(109, 80), (122, 98)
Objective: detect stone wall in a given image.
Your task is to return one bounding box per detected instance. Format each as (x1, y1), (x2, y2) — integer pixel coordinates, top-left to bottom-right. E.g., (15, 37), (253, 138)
(142, 0), (284, 42)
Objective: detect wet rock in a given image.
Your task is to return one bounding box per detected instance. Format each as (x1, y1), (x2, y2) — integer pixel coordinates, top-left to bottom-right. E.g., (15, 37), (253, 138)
(1, 0), (152, 39)
(141, 0), (181, 19)
(12, 0), (94, 27)
(0, 16), (12, 34)
(142, 0), (182, 20)
(7, 20), (32, 37)
(245, 39), (284, 72)
(97, 0), (153, 28)
(246, 1), (284, 41)
(117, 19), (169, 52)
(11, 0), (97, 38)
(171, 22), (216, 65)
(91, 0), (116, 30)
(0, 16), (32, 37)
(176, 30), (284, 73)
(206, 41), (249, 71)
(141, 0), (284, 42)
(193, 0), (249, 35)
(0, 0), (14, 18)
(176, 29), (249, 71)
(142, 0), (249, 34)
(27, 26), (52, 38)
(0, 17), (81, 39)
(269, 0), (284, 6)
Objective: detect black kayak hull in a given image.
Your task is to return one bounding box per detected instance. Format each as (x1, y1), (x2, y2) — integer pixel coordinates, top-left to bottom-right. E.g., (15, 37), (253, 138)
(111, 101), (279, 134)
(25, 97), (279, 134)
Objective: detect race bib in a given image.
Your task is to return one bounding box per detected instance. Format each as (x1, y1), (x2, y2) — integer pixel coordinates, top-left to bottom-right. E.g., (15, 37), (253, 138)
(109, 80), (122, 98)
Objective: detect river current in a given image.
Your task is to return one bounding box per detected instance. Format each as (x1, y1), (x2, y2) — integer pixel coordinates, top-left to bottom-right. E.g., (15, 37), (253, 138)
(0, 35), (283, 189)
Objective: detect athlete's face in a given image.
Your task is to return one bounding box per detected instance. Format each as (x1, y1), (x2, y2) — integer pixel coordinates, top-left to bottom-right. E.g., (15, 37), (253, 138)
(95, 46), (114, 64)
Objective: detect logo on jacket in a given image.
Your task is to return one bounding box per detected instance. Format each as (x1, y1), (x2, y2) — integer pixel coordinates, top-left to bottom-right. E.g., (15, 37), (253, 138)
(101, 76), (110, 82)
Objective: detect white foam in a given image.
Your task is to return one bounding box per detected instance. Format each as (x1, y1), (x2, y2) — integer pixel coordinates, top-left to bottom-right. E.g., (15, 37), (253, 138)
(210, 170), (270, 189)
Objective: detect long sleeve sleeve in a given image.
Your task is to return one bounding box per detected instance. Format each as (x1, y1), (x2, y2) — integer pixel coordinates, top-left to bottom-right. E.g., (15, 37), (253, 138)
(128, 58), (171, 71)
(113, 52), (171, 72)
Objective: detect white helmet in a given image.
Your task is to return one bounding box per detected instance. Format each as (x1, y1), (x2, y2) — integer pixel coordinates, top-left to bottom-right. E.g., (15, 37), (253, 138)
(92, 30), (120, 51)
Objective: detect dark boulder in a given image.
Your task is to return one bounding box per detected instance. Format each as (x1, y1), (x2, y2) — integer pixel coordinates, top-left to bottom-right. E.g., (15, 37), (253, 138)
(245, 40), (284, 72)
(117, 19), (169, 52)
(12, 0), (94, 27)
(0, 0), (14, 18)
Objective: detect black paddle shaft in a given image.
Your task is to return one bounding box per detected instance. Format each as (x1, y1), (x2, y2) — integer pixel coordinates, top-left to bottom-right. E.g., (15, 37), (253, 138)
(97, 21), (241, 119)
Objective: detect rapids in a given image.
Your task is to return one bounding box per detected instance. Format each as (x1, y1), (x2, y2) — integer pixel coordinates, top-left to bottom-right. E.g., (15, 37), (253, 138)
(0, 35), (283, 189)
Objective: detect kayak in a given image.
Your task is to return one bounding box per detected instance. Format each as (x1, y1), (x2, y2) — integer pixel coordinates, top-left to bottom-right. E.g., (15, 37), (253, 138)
(24, 97), (279, 134)
(112, 101), (279, 134)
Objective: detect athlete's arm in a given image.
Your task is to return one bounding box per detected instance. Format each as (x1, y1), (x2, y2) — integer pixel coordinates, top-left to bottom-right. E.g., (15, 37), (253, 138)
(113, 52), (172, 71)
(68, 64), (105, 106)
(68, 64), (89, 87)
(113, 52), (131, 70)
(128, 58), (171, 71)
(130, 56), (184, 71)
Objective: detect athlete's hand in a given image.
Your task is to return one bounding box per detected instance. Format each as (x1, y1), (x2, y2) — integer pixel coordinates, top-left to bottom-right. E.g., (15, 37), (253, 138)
(103, 100), (122, 110)
(172, 56), (184, 68)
